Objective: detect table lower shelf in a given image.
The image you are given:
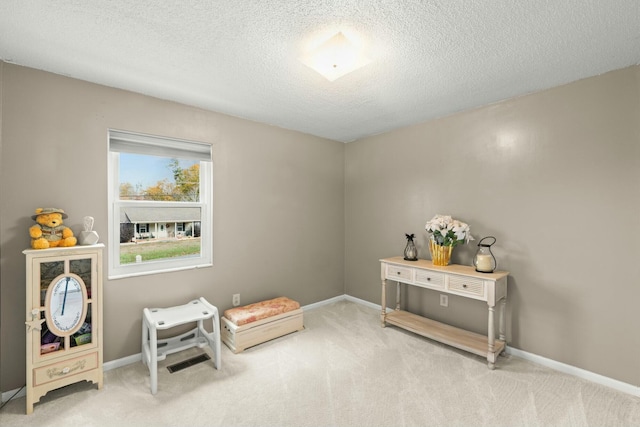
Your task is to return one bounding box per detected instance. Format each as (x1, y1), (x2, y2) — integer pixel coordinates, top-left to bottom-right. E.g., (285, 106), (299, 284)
(384, 310), (505, 360)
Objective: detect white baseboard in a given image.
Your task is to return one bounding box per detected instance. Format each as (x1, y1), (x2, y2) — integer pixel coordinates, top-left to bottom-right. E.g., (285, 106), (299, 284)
(4, 294), (638, 402)
(344, 294), (386, 311)
(301, 294), (346, 311)
(1, 386), (26, 405)
(505, 346), (639, 397)
(303, 293), (390, 312)
(103, 352), (141, 371)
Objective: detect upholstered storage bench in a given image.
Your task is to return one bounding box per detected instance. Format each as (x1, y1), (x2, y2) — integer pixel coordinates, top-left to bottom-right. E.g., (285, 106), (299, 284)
(221, 297), (303, 353)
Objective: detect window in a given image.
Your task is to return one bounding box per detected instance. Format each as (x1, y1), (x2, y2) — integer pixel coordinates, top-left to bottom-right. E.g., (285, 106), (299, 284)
(108, 129), (213, 279)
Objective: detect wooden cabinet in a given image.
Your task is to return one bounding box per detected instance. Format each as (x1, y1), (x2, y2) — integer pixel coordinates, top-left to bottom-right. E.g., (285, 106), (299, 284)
(380, 256), (509, 369)
(23, 244), (104, 414)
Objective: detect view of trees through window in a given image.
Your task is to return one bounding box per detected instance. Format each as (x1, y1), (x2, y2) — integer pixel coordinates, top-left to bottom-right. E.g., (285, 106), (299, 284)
(118, 153), (202, 264)
(119, 157), (200, 201)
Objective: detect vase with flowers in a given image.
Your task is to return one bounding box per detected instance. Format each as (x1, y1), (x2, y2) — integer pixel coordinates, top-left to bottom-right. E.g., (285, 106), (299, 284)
(424, 214), (473, 266)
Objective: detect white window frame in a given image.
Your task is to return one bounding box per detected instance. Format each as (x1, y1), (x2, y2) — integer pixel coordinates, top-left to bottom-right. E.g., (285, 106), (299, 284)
(107, 129), (213, 279)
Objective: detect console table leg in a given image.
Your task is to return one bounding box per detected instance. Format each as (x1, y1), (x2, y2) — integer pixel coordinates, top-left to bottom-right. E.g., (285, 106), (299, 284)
(499, 298), (506, 342)
(395, 281), (401, 311)
(488, 305), (495, 369)
(381, 278), (387, 327)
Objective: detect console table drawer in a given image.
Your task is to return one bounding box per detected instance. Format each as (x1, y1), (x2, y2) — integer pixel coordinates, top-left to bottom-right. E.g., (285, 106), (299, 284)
(448, 275), (485, 297)
(415, 270), (445, 289)
(386, 265), (413, 282)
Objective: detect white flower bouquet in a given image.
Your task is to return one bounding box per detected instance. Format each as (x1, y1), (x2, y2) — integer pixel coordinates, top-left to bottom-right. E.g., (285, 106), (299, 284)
(424, 214), (473, 247)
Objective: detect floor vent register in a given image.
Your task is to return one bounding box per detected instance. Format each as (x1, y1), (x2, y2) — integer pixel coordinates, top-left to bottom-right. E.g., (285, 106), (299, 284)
(167, 353), (211, 373)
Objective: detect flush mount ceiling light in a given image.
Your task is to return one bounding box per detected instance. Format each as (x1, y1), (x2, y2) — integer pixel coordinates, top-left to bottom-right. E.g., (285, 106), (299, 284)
(300, 32), (371, 82)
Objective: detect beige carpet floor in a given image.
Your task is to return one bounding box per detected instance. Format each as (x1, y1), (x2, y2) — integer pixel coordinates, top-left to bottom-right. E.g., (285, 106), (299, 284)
(1, 299), (639, 426)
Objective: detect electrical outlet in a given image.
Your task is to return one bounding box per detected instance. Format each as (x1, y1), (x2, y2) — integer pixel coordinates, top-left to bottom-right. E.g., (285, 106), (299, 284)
(232, 294), (240, 307)
(440, 294), (448, 307)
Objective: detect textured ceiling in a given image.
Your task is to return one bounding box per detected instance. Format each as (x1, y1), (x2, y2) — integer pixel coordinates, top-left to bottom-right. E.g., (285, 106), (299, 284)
(1, 1), (639, 142)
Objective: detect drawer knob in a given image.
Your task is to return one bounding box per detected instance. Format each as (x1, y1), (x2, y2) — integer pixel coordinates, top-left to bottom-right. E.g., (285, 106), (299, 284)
(463, 284), (468, 288)
(397, 271), (401, 275)
(427, 277), (431, 281)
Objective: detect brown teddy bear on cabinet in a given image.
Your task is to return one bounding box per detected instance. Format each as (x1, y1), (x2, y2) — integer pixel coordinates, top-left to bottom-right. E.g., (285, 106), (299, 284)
(29, 208), (77, 249)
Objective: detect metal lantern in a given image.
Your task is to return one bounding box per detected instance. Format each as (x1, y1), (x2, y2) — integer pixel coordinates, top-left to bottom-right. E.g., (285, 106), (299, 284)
(473, 236), (497, 273)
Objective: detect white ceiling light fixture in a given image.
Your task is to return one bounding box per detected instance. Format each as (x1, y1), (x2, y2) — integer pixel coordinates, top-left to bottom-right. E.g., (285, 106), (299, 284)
(300, 31), (372, 82)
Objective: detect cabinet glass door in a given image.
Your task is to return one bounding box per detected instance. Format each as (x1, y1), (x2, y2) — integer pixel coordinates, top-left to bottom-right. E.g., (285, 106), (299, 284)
(33, 254), (97, 362)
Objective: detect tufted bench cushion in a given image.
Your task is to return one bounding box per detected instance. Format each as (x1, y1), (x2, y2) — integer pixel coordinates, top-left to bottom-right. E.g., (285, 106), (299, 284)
(221, 297), (303, 353)
(223, 297), (300, 326)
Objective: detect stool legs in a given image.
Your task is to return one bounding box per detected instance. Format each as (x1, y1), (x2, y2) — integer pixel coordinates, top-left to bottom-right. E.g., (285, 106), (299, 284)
(142, 299), (221, 395)
(212, 313), (221, 369)
(142, 307), (160, 394)
(149, 323), (158, 394)
(204, 312), (221, 369)
(141, 316), (148, 367)
(195, 297), (221, 370)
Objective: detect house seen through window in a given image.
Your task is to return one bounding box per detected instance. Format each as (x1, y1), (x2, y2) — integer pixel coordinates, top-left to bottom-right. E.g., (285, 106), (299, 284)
(108, 130), (213, 279)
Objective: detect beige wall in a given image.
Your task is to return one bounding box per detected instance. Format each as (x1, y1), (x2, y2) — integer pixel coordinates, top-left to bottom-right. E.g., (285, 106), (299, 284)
(0, 64), (345, 391)
(345, 66), (640, 386)
(1, 62), (639, 393)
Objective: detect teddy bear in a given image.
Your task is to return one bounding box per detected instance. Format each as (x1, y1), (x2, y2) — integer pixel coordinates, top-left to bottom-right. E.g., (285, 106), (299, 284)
(29, 208), (77, 249)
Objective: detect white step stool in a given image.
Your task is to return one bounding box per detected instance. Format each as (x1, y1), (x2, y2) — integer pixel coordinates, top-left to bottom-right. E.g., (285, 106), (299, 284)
(141, 297), (221, 394)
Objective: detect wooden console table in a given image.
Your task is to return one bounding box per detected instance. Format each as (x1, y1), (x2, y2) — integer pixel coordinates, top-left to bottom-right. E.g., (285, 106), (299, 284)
(380, 256), (509, 369)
